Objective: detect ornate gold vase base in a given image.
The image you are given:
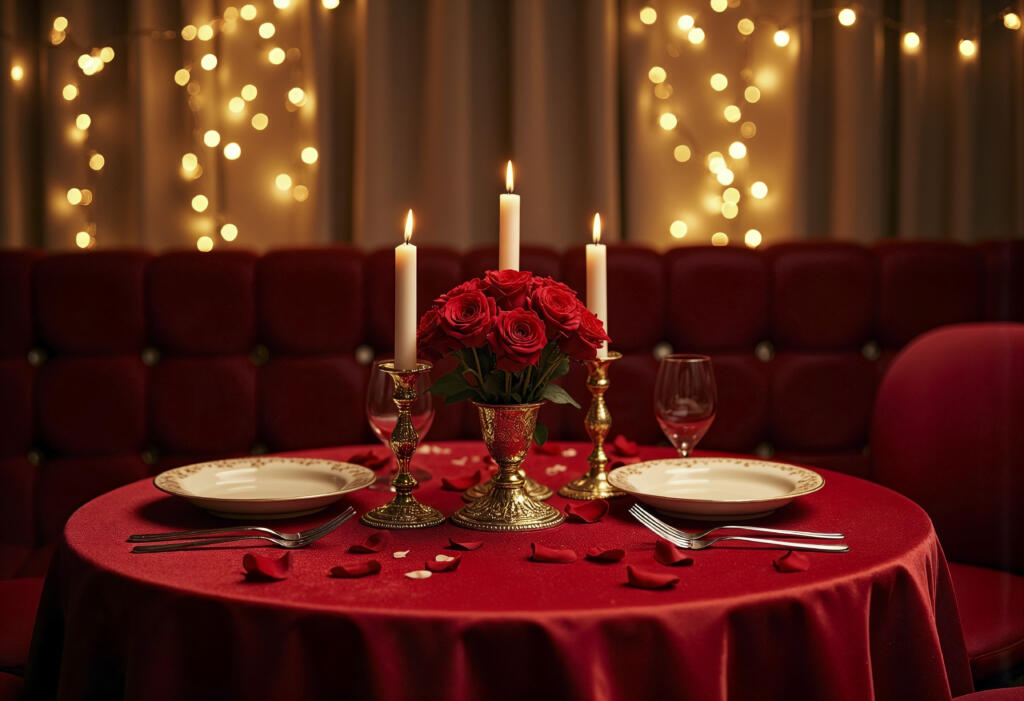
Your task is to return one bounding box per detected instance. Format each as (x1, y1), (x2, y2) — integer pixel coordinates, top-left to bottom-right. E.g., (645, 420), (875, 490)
(558, 351), (626, 501)
(462, 473), (552, 502)
(451, 402), (565, 532)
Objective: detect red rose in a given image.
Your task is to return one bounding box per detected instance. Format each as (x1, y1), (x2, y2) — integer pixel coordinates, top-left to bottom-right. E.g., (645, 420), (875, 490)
(487, 309), (548, 371)
(531, 281), (582, 339)
(434, 277), (485, 305)
(559, 307), (610, 360)
(439, 290), (495, 348)
(484, 269), (534, 309)
(417, 308), (454, 361)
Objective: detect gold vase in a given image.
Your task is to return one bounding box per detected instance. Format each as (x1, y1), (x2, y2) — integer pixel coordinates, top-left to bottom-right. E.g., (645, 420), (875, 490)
(450, 402), (565, 532)
(462, 472), (552, 502)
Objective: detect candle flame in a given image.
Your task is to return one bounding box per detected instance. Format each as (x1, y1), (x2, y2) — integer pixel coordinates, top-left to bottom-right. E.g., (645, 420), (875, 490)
(505, 161), (514, 193)
(404, 209), (413, 244)
(592, 213), (602, 244)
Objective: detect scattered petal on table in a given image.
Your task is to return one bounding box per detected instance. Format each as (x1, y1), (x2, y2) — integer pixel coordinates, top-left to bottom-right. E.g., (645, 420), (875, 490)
(545, 464), (568, 476)
(565, 500), (610, 524)
(329, 559), (382, 578)
(531, 543), (578, 563)
(441, 470), (484, 491)
(349, 531), (389, 553)
(773, 551), (810, 573)
(242, 552), (291, 582)
(585, 547), (626, 563)
(654, 539), (695, 567)
(448, 538), (483, 551)
(426, 556), (461, 573)
(534, 441), (563, 455)
(610, 435), (640, 457)
(345, 449), (390, 470)
(405, 570), (433, 580)
(450, 456), (469, 466)
(393, 550), (410, 559)
(626, 565), (679, 590)
(435, 554), (456, 562)
(562, 448), (578, 458)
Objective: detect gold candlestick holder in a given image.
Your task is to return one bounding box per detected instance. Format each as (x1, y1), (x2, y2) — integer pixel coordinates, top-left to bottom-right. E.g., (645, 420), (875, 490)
(558, 350), (625, 500)
(360, 361), (445, 529)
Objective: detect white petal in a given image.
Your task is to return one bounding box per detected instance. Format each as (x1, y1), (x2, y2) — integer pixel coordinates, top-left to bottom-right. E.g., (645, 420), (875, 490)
(435, 554), (455, 562)
(393, 550), (410, 559)
(405, 570), (432, 579)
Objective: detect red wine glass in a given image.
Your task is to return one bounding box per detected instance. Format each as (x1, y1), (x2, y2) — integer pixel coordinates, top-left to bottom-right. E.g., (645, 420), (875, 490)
(654, 354), (717, 458)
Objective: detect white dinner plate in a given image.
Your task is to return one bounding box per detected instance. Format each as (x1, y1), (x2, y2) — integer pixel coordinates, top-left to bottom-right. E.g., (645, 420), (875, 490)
(154, 457), (376, 519)
(607, 457), (825, 520)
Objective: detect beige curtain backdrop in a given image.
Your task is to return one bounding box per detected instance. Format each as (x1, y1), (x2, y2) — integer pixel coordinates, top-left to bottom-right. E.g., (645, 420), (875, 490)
(0, 0), (1021, 251)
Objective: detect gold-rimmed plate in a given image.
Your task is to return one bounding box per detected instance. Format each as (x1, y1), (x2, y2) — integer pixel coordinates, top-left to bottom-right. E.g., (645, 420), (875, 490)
(154, 457), (375, 519)
(607, 457), (825, 520)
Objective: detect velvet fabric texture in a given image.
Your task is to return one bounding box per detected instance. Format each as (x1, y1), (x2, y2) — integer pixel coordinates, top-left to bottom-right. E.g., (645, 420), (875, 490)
(28, 443), (972, 701)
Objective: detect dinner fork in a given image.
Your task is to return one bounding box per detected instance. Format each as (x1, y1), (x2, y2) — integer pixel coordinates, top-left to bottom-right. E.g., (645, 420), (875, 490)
(628, 504), (845, 540)
(128, 508), (356, 543)
(630, 505), (849, 553)
(130, 507), (356, 553)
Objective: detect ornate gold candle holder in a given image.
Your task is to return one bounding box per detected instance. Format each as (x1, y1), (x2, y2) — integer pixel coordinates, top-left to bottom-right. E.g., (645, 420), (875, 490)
(462, 472), (552, 502)
(558, 350), (625, 500)
(360, 361), (445, 529)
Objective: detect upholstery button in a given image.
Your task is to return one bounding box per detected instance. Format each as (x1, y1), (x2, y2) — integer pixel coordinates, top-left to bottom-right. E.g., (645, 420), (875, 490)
(250, 345), (270, 366)
(141, 347), (161, 366)
(355, 345), (375, 365)
(754, 341), (775, 362)
(251, 442), (268, 456)
(141, 447), (160, 465)
(27, 449), (43, 466)
(27, 348), (47, 367)
(652, 342), (673, 360)
(861, 341), (881, 361)
(754, 442), (774, 458)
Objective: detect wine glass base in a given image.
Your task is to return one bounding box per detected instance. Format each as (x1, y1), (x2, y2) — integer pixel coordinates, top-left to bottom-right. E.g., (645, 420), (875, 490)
(360, 500), (445, 529)
(367, 467), (433, 491)
(557, 474), (624, 500)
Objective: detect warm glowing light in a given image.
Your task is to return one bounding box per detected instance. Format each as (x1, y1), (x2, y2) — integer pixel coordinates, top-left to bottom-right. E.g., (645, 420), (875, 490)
(710, 0), (727, 13)
(191, 194), (209, 212)
(197, 236), (214, 252)
(648, 66), (667, 84)
(716, 169), (735, 186)
(274, 0), (291, 7)
(10, 64), (24, 81)
(723, 187), (740, 203)
(711, 232), (729, 246)
(654, 83), (673, 99)
(591, 213), (602, 243)
(669, 220), (687, 238)
(251, 113), (269, 130)
(958, 39), (976, 57)
(182, 153), (198, 171)
(203, 130), (221, 147)
(744, 229), (762, 248)
(275, 173), (292, 191)
(66, 188), (83, 205)
(287, 87), (306, 105)
(224, 7), (239, 21)
(721, 201), (739, 219)
(737, 18), (755, 35)
(79, 189), (92, 206)
(186, 82), (201, 96)
(200, 53), (218, 70)
(1005, 13), (1022, 30)
(751, 181), (768, 199)
(197, 24), (214, 41)
(174, 69), (190, 86)
(241, 84), (258, 101)
(707, 153), (726, 173)
(740, 121), (757, 138)
(688, 28), (706, 44)
(240, 4), (257, 20)
(258, 22), (276, 38)
(301, 146), (319, 164)
(223, 142), (241, 160)
(75, 114), (91, 130)
(53, 16), (69, 32)
(673, 145), (692, 162)
(903, 32), (921, 52)
(710, 73), (728, 91)
(728, 141), (747, 159)
(62, 84), (78, 101)
(659, 113), (678, 130)
(744, 86), (761, 103)
(677, 15), (695, 31)
(505, 161), (514, 192)
(268, 47), (286, 65)
(228, 97), (245, 113)
(99, 47), (115, 63)
(50, 30), (65, 46)
(724, 105), (742, 122)
(293, 185), (310, 202)
(75, 231), (91, 248)
(220, 223), (238, 241)
(404, 209), (414, 243)
(639, 7), (657, 24)
(181, 25), (198, 41)
(88, 153), (105, 171)
(838, 9), (856, 26)
(323, 0), (341, 6)
(774, 30), (791, 47)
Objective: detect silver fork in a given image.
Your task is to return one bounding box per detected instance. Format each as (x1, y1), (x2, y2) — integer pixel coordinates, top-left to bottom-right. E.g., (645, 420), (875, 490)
(628, 503), (845, 540)
(130, 507), (356, 553)
(630, 505), (849, 553)
(128, 508), (356, 543)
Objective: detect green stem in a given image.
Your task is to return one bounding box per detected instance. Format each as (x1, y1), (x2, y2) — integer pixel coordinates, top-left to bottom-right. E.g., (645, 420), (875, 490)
(470, 347), (490, 401)
(532, 360), (561, 399)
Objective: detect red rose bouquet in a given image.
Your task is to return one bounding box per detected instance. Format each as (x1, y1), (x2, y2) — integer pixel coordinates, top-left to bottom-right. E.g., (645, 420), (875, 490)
(417, 270), (610, 442)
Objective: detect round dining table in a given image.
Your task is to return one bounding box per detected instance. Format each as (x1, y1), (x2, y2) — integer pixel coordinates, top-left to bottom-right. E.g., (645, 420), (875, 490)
(27, 442), (973, 701)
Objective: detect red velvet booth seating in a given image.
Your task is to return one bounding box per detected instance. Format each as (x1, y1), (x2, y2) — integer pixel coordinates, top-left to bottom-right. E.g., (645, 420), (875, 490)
(0, 240), (1022, 689)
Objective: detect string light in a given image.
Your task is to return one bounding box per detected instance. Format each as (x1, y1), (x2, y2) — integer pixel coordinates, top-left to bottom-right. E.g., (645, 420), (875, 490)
(670, 220), (688, 238)
(251, 113), (269, 130)
(268, 47), (286, 65)
(1005, 13), (1022, 30)
(323, 0), (341, 8)
(223, 142), (241, 160)
(744, 229), (763, 248)
(639, 7), (657, 25)
(241, 84), (258, 101)
(258, 22), (276, 39)
(75, 231), (92, 249)
(751, 181), (768, 199)
(203, 130), (221, 147)
(174, 69), (190, 86)
(292, 185), (309, 201)
(182, 153), (199, 171)
(721, 201), (739, 219)
(903, 32), (921, 53)
(220, 223), (238, 241)
(181, 25), (198, 41)
(240, 4), (258, 20)
(200, 53), (218, 70)
(677, 15), (694, 31)
(287, 87), (306, 105)
(659, 113), (678, 130)
(228, 97), (246, 113)
(673, 145), (692, 162)
(88, 153), (105, 171)
(711, 232), (729, 246)
(648, 66), (667, 83)
(716, 169), (735, 186)
(728, 141), (747, 159)
(723, 105), (742, 122)
(273, 0), (291, 8)
(710, 0), (728, 13)
(62, 83), (78, 101)
(197, 24), (214, 41)
(958, 39), (977, 57)
(191, 194), (209, 212)
(67, 188), (83, 205)
(774, 30), (791, 47)
(838, 9), (857, 27)
(301, 146), (319, 164)
(79, 189), (92, 205)
(75, 114), (91, 130)
(710, 73), (728, 91)
(723, 187), (740, 203)
(744, 86), (761, 103)
(275, 173), (292, 190)
(688, 28), (706, 44)
(197, 235), (214, 252)
(740, 121), (757, 138)
(10, 64), (24, 82)
(737, 18), (755, 35)
(53, 16), (69, 32)
(99, 47), (115, 63)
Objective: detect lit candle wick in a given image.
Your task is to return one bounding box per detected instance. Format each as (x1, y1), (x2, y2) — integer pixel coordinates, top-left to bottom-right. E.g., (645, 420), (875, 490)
(404, 209), (414, 244)
(592, 213), (602, 244)
(505, 160), (514, 193)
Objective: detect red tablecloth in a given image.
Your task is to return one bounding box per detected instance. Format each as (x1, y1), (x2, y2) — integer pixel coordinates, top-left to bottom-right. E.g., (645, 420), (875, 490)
(28, 442), (972, 701)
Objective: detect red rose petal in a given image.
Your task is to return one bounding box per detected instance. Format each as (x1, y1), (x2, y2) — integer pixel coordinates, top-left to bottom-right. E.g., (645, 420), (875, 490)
(349, 531), (389, 553)
(585, 547), (626, 563)
(329, 559), (382, 578)
(626, 565), (679, 589)
(448, 538), (483, 551)
(534, 441), (563, 455)
(441, 470), (484, 491)
(242, 552), (291, 582)
(611, 435), (640, 457)
(346, 450), (390, 470)
(773, 551), (810, 572)
(530, 543), (578, 563)
(564, 499), (610, 524)
(426, 555), (462, 573)
(653, 538), (695, 566)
